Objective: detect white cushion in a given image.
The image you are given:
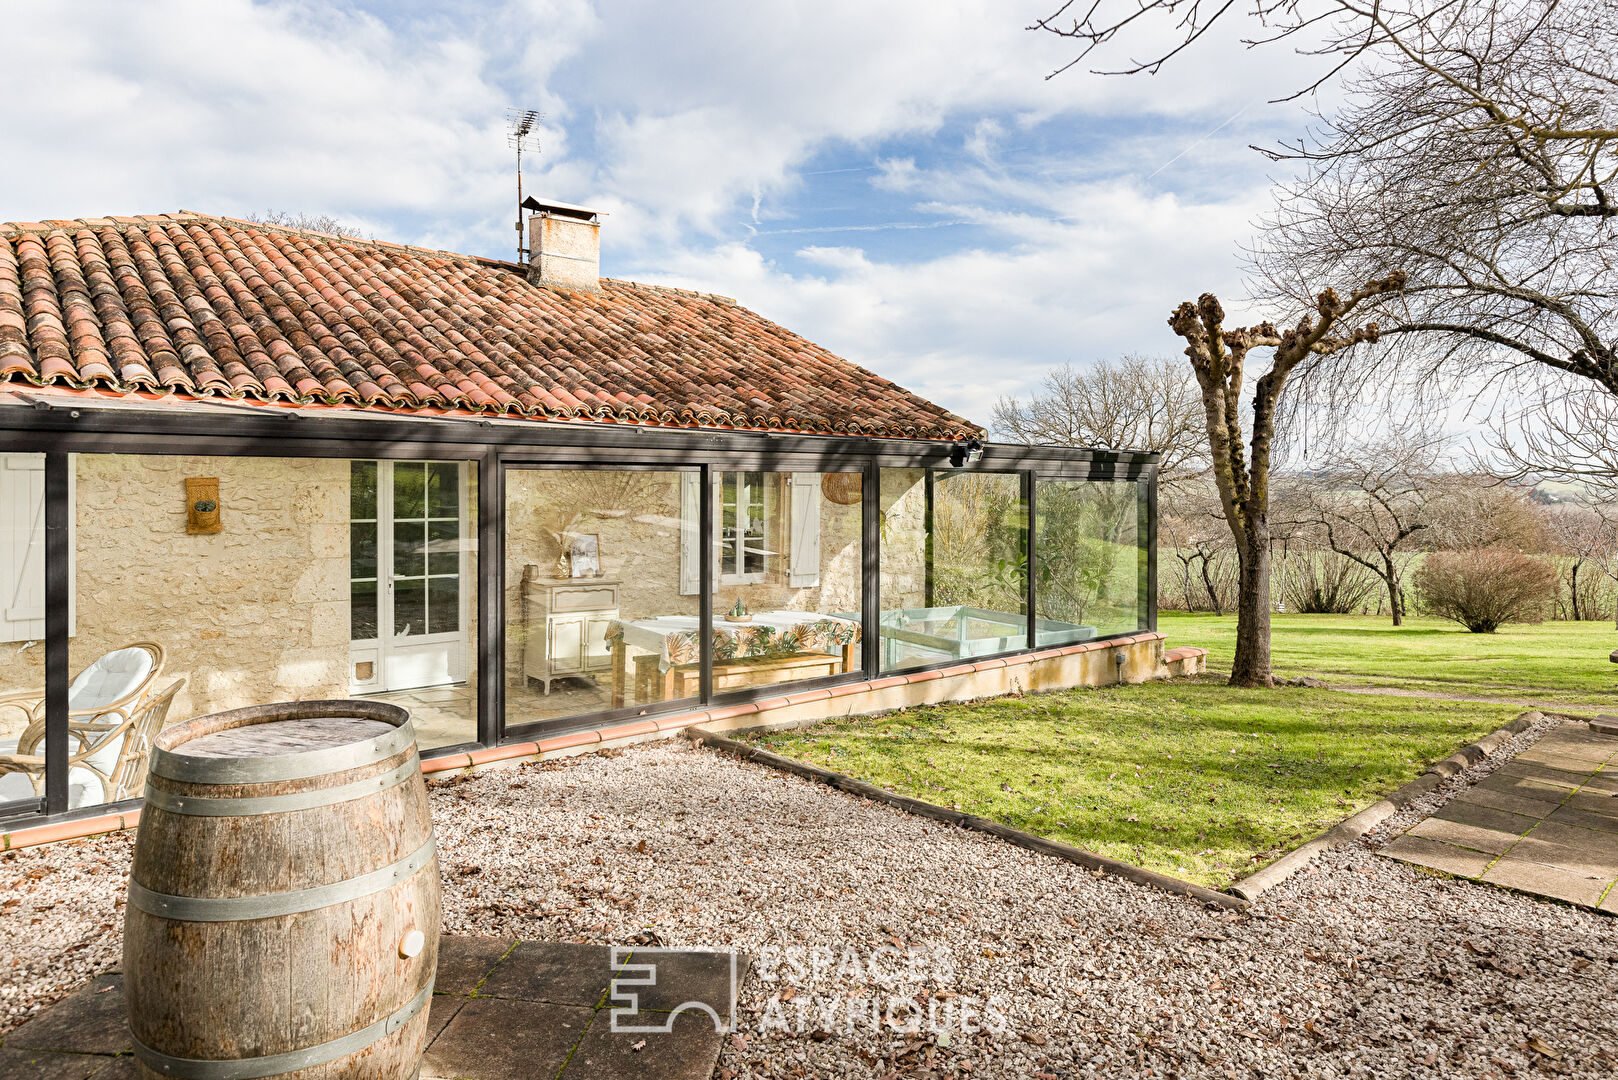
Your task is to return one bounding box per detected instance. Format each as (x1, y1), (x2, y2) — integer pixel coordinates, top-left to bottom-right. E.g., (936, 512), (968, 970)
(0, 736), (32, 804)
(69, 648), (154, 712)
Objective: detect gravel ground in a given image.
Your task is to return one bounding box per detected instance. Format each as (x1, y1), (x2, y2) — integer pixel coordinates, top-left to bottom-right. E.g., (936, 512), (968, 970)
(3, 736), (1616, 1079)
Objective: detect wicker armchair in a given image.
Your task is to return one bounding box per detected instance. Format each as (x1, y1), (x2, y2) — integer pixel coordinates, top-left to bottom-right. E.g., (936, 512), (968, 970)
(0, 642), (171, 807)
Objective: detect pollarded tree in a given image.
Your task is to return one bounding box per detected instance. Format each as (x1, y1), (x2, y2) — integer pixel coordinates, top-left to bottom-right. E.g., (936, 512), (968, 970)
(1167, 274), (1405, 686)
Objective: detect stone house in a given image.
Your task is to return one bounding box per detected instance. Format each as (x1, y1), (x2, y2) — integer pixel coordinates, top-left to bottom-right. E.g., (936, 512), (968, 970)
(0, 203), (1169, 835)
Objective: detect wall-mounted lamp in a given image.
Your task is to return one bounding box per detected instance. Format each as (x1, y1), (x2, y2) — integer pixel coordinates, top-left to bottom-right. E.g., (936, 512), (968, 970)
(186, 477), (221, 534)
(948, 438), (985, 468)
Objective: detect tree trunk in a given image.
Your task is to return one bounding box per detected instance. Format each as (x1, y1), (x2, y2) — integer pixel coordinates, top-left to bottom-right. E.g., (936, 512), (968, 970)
(1376, 553), (1403, 625)
(1230, 535), (1273, 687)
(1570, 561), (1583, 621)
(1200, 557), (1222, 615)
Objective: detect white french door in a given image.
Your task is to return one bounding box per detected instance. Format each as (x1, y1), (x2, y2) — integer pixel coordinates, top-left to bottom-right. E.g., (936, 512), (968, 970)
(349, 460), (471, 694)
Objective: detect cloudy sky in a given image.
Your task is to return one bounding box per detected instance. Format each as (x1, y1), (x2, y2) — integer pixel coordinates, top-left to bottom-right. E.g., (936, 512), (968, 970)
(1, 0), (1335, 427)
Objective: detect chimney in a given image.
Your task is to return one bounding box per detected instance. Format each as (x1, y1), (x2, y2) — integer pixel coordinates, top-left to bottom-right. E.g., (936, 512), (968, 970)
(522, 197), (605, 291)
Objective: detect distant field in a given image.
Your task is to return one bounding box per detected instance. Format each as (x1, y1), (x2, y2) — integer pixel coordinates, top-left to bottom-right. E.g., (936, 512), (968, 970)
(1159, 612), (1618, 709)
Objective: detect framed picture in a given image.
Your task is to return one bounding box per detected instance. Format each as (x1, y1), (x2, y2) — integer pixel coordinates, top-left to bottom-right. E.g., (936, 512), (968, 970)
(567, 533), (601, 578)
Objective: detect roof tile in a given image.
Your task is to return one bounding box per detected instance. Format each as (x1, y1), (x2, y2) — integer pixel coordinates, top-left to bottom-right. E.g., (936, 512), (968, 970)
(0, 213), (978, 438)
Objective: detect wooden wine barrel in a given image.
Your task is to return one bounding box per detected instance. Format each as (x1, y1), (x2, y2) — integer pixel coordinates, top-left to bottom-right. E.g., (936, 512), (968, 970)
(123, 700), (440, 1080)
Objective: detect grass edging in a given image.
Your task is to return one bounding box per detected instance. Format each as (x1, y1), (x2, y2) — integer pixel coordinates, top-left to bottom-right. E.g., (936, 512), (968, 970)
(686, 727), (1249, 912)
(1225, 710), (1546, 903)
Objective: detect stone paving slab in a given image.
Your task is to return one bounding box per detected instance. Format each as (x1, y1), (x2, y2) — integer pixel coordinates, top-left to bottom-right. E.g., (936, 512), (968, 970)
(0, 939), (747, 1080)
(1382, 723), (1618, 912)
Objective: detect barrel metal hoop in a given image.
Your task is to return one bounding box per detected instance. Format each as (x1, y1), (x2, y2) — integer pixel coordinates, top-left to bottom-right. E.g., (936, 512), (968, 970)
(144, 754), (421, 817)
(150, 721), (418, 785)
(127, 837), (437, 922)
(130, 978), (433, 1080)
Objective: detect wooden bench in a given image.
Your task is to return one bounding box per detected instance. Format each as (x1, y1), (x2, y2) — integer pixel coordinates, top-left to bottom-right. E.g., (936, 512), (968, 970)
(628, 646), (855, 705)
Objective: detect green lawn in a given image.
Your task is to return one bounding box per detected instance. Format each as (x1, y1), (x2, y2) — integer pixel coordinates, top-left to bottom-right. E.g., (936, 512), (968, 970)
(740, 681), (1519, 887)
(1160, 611), (1618, 708)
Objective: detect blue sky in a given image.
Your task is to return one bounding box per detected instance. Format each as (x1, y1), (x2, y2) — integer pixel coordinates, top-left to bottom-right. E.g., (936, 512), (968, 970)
(1, 0), (1333, 426)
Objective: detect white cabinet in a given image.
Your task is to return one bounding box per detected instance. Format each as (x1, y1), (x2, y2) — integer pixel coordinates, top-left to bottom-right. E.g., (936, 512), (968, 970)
(521, 570), (620, 694)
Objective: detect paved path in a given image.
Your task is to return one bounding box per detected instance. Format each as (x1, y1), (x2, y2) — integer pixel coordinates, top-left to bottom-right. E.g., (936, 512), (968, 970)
(0, 937), (742, 1080)
(1382, 722), (1618, 911)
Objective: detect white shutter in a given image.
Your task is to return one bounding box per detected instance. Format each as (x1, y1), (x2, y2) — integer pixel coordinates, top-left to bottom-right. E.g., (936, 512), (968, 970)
(0, 454), (73, 642)
(679, 471), (700, 596)
(787, 473), (821, 588)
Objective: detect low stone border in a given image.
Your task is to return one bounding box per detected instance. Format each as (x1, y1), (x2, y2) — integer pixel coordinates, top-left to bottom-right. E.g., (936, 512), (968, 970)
(1225, 710), (1547, 903)
(687, 728), (1248, 911)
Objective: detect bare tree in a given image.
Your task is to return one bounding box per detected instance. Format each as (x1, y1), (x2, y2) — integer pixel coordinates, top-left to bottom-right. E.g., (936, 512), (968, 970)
(1488, 383), (1618, 495)
(1540, 502), (1609, 620)
(248, 209), (366, 238)
(1589, 502), (1618, 628)
(1168, 274), (1405, 686)
(991, 354), (1208, 485)
(1038, 2), (1618, 445)
(1299, 430), (1444, 624)
(1250, 3), (1618, 421)
(1160, 480), (1233, 612)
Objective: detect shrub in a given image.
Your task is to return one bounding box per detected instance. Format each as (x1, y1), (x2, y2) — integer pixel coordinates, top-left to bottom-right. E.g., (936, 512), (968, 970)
(1414, 549), (1556, 633)
(1282, 551), (1379, 614)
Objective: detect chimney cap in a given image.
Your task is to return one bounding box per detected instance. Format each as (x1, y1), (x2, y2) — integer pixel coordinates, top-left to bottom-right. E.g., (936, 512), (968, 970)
(520, 196), (607, 222)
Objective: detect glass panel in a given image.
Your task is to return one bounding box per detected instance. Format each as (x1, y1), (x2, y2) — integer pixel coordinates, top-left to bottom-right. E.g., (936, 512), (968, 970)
(428, 576), (459, 636)
(505, 468), (698, 729)
(427, 518), (459, 575)
(351, 460), (377, 520)
(878, 469), (1027, 672)
(61, 454), (478, 808)
(428, 462), (460, 519)
(393, 462), (425, 520)
(708, 471), (864, 696)
(351, 521), (378, 582)
(0, 453), (48, 817)
(352, 581), (378, 641)
(1035, 479), (1142, 643)
(393, 519), (426, 579)
(394, 576), (427, 637)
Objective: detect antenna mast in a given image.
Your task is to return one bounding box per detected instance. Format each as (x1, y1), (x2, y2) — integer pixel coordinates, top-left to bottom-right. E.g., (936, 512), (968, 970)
(506, 108), (542, 264)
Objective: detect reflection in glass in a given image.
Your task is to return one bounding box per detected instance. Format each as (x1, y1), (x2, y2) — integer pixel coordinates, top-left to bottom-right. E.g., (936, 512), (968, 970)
(0, 453), (48, 815)
(505, 470), (697, 729)
(37, 453), (480, 813)
(708, 471), (863, 696)
(878, 469), (1028, 672)
(1035, 480), (1143, 642)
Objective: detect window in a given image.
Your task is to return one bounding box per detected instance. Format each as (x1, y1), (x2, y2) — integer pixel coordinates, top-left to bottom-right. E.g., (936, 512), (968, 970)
(719, 471), (768, 583)
(878, 469), (1028, 671)
(504, 468), (699, 729)
(0, 453), (72, 642)
(1035, 479), (1144, 642)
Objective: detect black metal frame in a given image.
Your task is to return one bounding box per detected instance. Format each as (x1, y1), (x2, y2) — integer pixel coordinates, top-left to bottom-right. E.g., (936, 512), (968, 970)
(0, 397), (1157, 827)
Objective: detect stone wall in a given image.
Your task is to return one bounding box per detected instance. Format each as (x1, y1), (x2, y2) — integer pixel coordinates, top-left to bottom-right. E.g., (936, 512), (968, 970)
(0, 455), (352, 740)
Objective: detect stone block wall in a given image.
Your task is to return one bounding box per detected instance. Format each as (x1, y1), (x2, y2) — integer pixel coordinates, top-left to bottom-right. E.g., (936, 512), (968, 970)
(0, 455), (352, 737)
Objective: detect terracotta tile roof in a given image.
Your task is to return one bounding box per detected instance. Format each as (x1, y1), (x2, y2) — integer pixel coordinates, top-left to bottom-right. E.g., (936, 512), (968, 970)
(0, 212), (978, 439)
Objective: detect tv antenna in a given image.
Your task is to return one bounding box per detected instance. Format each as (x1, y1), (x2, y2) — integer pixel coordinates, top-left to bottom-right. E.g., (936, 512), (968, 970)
(507, 108), (542, 264)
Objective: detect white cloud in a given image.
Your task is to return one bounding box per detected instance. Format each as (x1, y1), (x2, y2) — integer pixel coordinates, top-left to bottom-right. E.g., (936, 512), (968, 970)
(2, 0), (1331, 426)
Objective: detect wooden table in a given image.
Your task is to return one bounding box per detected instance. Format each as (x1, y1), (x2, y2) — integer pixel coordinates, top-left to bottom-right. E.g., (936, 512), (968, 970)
(608, 612), (860, 707)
